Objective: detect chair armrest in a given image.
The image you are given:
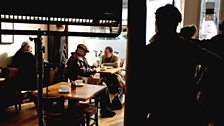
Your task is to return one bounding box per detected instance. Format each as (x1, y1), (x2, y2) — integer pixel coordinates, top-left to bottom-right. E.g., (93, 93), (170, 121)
(6, 67), (19, 79)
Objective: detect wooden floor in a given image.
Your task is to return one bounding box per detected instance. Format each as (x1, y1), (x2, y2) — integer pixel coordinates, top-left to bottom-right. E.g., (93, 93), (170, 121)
(0, 101), (124, 126)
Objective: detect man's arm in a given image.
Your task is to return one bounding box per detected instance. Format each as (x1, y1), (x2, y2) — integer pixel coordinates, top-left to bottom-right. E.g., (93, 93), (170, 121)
(78, 58), (97, 76)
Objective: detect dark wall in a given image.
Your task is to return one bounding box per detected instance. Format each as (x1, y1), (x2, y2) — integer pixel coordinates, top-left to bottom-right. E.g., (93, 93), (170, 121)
(125, 0), (147, 125)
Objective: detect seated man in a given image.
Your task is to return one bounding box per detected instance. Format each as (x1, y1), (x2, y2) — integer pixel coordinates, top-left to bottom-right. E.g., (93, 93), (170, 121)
(8, 41), (37, 91)
(66, 44), (116, 118)
(0, 41), (37, 111)
(93, 46), (125, 94)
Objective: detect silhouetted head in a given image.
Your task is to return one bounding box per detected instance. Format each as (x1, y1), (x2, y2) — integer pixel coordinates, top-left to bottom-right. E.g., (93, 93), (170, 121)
(180, 25), (197, 39)
(155, 4), (182, 34)
(218, 20), (224, 34)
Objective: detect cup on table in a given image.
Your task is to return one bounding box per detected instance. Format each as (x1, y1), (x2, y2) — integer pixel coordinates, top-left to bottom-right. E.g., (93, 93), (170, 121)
(75, 79), (83, 85)
(100, 66), (107, 71)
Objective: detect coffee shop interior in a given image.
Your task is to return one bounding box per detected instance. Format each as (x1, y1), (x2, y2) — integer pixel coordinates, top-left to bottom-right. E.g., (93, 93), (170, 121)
(1, 0), (224, 126)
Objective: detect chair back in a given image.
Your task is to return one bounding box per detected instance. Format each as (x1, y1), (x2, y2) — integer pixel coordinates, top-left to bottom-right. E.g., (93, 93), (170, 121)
(87, 77), (104, 85)
(120, 58), (125, 68)
(4, 67), (19, 80)
(78, 76), (104, 85)
(42, 96), (65, 125)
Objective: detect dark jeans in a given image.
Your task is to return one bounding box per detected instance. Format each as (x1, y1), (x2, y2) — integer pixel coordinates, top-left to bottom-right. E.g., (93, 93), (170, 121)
(98, 83), (112, 112)
(104, 74), (123, 94)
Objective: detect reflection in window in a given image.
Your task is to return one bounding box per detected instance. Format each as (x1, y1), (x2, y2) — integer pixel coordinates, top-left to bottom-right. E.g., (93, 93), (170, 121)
(199, 0), (220, 40)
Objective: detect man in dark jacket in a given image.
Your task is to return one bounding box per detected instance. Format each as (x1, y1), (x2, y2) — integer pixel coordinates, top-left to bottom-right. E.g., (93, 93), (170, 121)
(196, 20), (224, 126)
(0, 41), (37, 111)
(9, 41), (37, 90)
(66, 44), (116, 118)
(142, 4), (224, 126)
(48, 24), (67, 83)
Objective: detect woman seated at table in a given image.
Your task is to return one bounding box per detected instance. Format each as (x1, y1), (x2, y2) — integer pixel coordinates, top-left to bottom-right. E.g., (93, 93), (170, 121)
(66, 44), (116, 118)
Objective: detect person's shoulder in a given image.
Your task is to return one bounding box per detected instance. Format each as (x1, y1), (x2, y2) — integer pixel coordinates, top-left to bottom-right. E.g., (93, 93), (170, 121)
(112, 53), (119, 58)
(77, 55), (85, 62)
(145, 39), (161, 50)
(23, 51), (34, 56)
(211, 34), (224, 41)
(144, 42), (160, 57)
(68, 52), (78, 61)
(14, 51), (34, 58)
(177, 35), (197, 47)
(22, 52), (35, 61)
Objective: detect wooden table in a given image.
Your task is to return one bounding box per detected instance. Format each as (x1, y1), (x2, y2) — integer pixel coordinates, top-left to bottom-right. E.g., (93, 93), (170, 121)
(32, 82), (106, 102)
(97, 67), (123, 75)
(96, 67), (124, 94)
(33, 82), (106, 126)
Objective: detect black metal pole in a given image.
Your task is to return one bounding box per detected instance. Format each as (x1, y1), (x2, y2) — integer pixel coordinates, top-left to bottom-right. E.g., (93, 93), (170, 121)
(125, 0), (147, 125)
(34, 34), (44, 126)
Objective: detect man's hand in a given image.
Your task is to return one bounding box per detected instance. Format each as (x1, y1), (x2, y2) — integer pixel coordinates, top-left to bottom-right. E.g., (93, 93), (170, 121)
(95, 67), (101, 72)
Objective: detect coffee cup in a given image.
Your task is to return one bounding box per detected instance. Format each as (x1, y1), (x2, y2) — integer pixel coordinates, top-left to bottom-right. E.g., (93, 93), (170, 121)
(75, 79), (83, 85)
(60, 85), (70, 91)
(100, 66), (107, 71)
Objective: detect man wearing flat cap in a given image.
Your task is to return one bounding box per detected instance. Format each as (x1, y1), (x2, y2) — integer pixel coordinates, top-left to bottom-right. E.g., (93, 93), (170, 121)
(66, 44), (94, 80)
(66, 44), (116, 117)
(77, 44), (90, 52)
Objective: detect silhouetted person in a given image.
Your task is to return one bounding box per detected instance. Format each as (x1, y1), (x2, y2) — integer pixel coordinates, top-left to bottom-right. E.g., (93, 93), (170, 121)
(48, 24), (67, 83)
(196, 20), (224, 126)
(180, 25), (197, 39)
(200, 20), (224, 58)
(179, 24), (201, 46)
(142, 4), (224, 126)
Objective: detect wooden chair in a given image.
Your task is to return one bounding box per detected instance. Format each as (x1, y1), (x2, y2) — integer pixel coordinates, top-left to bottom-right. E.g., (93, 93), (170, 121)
(5, 67), (36, 112)
(75, 77), (103, 126)
(33, 95), (85, 126)
(74, 102), (98, 126)
(0, 67), (21, 113)
(42, 96), (85, 126)
(81, 77), (104, 107)
(17, 90), (34, 111)
(42, 96), (66, 125)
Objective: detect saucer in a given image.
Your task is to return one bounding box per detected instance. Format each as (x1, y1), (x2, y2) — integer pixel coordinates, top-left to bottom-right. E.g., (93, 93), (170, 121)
(76, 83), (84, 87)
(104, 66), (113, 69)
(58, 89), (69, 93)
(100, 68), (107, 71)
